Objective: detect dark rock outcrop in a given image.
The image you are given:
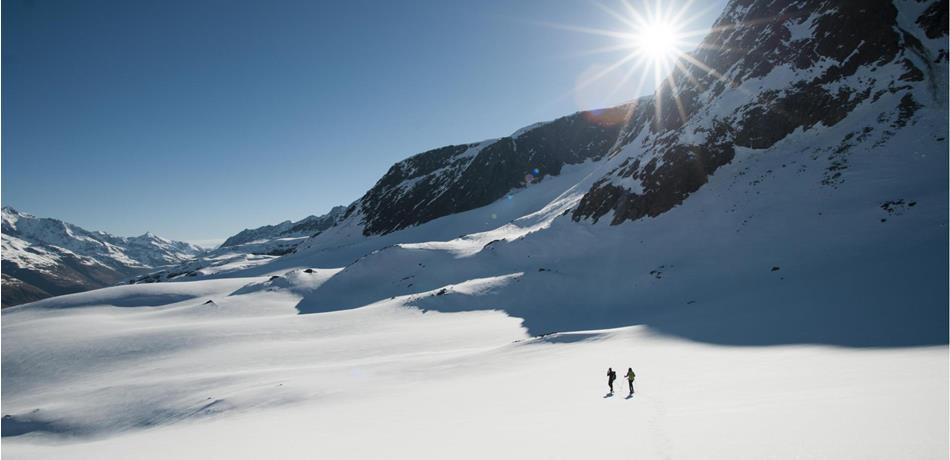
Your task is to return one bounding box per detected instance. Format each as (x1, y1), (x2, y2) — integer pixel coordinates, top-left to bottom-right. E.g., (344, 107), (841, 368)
(352, 107), (630, 235)
(917, 0), (948, 39)
(327, 0), (945, 237)
(221, 206), (346, 247)
(572, 0), (944, 225)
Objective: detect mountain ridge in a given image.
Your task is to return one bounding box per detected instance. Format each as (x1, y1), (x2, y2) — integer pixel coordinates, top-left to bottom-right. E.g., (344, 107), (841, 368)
(2, 1), (946, 453)
(312, 0), (946, 239)
(221, 206), (346, 248)
(1, 207), (204, 306)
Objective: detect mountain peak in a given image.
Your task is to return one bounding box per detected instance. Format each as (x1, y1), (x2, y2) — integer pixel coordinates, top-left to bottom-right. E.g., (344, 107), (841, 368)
(2, 209), (205, 307)
(219, 206), (347, 248)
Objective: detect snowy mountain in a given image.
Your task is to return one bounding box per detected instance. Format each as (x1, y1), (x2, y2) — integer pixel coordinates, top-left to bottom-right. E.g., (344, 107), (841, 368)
(327, 0), (947, 241)
(341, 107), (629, 236)
(574, 0), (947, 224)
(129, 206), (346, 284)
(2, 0), (947, 458)
(1, 207), (203, 306)
(220, 206), (346, 247)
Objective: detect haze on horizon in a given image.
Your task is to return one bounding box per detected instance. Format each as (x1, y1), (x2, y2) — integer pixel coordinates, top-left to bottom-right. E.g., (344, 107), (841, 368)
(1, 0), (726, 243)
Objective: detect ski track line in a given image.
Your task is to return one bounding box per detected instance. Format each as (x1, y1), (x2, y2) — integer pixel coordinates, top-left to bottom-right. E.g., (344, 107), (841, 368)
(641, 392), (673, 460)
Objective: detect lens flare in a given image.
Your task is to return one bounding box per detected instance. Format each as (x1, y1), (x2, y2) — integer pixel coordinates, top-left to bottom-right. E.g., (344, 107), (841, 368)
(541, 0), (729, 124)
(635, 21), (679, 61)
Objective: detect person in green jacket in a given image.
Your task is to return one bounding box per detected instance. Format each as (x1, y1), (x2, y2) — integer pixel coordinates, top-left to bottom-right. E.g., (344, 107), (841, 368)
(625, 368), (636, 396)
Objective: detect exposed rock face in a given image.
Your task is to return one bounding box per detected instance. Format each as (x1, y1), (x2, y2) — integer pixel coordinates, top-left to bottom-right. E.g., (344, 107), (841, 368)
(917, 0), (948, 40)
(573, 0), (946, 224)
(573, 119), (737, 224)
(1, 273), (51, 306)
(11, 0), (944, 304)
(332, 0), (945, 237)
(221, 206), (346, 247)
(1, 207), (203, 307)
(349, 106), (630, 236)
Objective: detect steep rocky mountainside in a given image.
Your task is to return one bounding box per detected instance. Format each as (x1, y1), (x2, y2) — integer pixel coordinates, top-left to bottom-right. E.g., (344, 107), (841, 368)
(342, 105), (630, 236)
(6, 0), (946, 314)
(277, 0), (946, 344)
(573, 0), (947, 224)
(221, 206), (346, 248)
(2, 0), (947, 453)
(1, 207), (203, 307)
(326, 0), (946, 241)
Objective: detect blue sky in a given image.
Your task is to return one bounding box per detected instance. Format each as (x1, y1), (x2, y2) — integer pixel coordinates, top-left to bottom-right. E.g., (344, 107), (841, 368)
(2, 0), (726, 245)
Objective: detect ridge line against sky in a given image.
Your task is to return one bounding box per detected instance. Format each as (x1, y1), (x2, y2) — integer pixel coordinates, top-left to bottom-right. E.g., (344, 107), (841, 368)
(2, 0), (727, 242)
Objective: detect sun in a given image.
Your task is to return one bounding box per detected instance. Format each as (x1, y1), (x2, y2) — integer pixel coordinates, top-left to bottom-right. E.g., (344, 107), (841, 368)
(539, 0), (725, 120)
(634, 20), (681, 62)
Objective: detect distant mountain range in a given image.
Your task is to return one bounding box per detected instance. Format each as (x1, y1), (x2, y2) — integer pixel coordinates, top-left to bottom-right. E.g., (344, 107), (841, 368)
(1, 0), (946, 452)
(3, 0), (947, 332)
(129, 206), (347, 284)
(220, 206), (346, 247)
(1, 206), (347, 306)
(1, 207), (203, 306)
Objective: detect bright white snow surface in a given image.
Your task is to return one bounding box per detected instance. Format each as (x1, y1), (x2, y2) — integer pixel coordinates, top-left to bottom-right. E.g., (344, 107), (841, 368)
(3, 100), (948, 457)
(4, 6), (949, 455)
(2, 283), (946, 459)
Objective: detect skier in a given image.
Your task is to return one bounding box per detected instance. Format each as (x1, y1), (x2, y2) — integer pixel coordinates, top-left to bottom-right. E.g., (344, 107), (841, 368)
(607, 367), (617, 393)
(625, 367), (636, 396)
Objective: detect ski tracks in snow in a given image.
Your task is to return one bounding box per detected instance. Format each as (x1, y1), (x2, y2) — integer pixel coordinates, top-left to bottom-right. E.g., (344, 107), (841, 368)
(639, 392), (673, 460)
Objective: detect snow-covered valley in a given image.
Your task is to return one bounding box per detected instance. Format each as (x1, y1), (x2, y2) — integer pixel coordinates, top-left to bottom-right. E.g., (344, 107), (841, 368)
(4, 103), (947, 456)
(2, 277), (946, 459)
(2, 0), (948, 458)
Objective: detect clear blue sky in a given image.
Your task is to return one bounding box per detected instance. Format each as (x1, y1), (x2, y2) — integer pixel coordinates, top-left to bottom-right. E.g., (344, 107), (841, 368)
(2, 0), (726, 245)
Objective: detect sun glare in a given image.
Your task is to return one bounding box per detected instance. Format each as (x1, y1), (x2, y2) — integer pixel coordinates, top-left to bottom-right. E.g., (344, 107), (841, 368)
(540, 0), (726, 122)
(635, 20), (680, 61)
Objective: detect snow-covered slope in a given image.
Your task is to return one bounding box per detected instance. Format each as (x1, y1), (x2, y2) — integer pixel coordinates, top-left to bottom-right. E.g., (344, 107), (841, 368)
(250, 0), (947, 346)
(3, 281), (945, 459)
(220, 206), (346, 248)
(128, 207), (346, 284)
(1, 207), (203, 307)
(574, 0), (947, 224)
(2, 0), (947, 458)
(337, 105), (630, 236)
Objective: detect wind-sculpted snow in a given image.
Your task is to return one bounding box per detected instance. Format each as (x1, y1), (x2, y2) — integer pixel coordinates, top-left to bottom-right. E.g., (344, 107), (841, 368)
(2, 279), (946, 458)
(1, 273), (526, 441)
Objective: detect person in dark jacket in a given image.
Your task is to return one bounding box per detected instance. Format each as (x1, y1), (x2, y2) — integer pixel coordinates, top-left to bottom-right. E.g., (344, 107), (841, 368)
(625, 368), (636, 396)
(607, 368), (617, 393)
